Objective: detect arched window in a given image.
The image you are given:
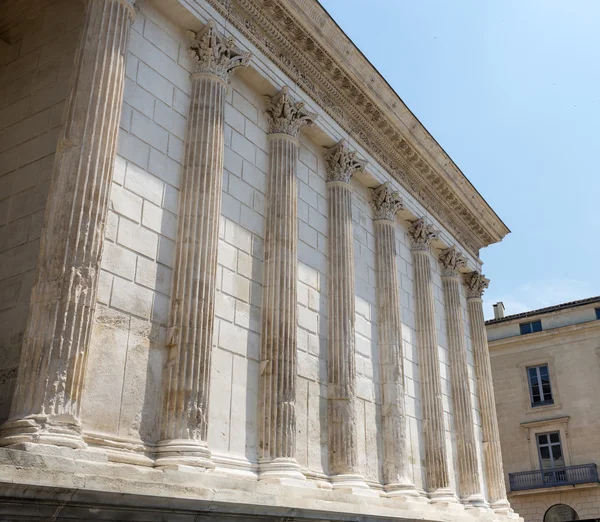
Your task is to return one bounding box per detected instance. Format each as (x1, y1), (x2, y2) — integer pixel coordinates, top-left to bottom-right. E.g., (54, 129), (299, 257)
(544, 504), (579, 522)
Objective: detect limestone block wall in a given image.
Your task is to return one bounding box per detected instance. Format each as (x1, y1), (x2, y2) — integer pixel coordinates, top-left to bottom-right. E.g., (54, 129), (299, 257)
(0, 0), (84, 424)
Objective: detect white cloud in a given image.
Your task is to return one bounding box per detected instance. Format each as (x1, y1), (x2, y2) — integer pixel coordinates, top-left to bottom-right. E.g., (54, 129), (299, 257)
(483, 278), (596, 320)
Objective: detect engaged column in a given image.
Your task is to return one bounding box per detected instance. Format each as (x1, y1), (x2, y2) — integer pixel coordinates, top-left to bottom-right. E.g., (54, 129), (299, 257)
(258, 87), (316, 481)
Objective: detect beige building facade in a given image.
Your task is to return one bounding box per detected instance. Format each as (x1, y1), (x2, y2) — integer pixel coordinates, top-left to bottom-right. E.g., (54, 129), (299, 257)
(488, 298), (600, 522)
(0, 0), (517, 520)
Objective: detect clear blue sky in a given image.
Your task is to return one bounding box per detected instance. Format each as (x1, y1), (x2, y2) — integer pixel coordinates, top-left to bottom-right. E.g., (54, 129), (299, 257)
(319, 0), (600, 319)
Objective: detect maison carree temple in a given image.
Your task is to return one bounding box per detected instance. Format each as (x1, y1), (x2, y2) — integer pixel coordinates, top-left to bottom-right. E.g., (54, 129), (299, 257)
(0, 0), (516, 520)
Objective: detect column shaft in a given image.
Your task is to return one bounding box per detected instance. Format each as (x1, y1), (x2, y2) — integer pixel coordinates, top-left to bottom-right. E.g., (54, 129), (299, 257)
(259, 135), (300, 473)
(408, 219), (453, 501)
(0, 0), (134, 449)
(376, 221), (413, 491)
(156, 23), (250, 468)
(371, 183), (415, 496)
(258, 87), (316, 480)
(327, 181), (359, 478)
(413, 251), (450, 493)
(157, 75), (226, 467)
(441, 266), (483, 504)
(466, 275), (509, 512)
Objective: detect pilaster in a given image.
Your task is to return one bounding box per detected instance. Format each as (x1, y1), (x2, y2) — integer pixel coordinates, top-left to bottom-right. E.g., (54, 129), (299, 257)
(465, 272), (511, 513)
(0, 0), (135, 450)
(258, 87), (316, 482)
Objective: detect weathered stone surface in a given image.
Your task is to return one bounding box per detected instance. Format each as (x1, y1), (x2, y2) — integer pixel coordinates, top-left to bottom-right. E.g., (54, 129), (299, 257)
(371, 183), (416, 497)
(258, 87), (315, 481)
(465, 272), (510, 513)
(408, 218), (454, 502)
(439, 248), (484, 507)
(157, 22), (250, 470)
(0, 0), (134, 449)
(324, 141), (366, 489)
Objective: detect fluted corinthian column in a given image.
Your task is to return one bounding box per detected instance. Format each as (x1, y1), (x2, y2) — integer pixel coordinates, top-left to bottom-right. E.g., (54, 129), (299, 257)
(371, 183), (418, 498)
(408, 218), (455, 502)
(324, 141), (366, 489)
(438, 248), (485, 507)
(156, 23), (250, 469)
(0, 0), (135, 450)
(465, 272), (510, 513)
(258, 87), (316, 481)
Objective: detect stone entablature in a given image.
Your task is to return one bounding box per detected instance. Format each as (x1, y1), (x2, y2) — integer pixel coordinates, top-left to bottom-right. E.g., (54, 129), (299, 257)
(199, 0), (509, 258)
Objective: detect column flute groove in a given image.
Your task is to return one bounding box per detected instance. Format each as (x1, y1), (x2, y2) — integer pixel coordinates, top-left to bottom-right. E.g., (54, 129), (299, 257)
(370, 183), (418, 498)
(324, 141), (367, 490)
(438, 248), (485, 507)
(408, 218), (455, 502)
(156, 22), (250, 469)
(258, 87), (316, 481)
(0, 0), (135, 450)
(465, 272), (511, 513)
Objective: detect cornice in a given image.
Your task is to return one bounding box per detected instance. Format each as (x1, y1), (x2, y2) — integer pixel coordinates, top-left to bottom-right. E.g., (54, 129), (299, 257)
(203, 0), (509, 256)
(488, 319), (600, 351)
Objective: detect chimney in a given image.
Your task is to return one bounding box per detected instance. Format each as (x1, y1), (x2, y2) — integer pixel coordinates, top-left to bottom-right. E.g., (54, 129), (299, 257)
(493, 302), (505, 320)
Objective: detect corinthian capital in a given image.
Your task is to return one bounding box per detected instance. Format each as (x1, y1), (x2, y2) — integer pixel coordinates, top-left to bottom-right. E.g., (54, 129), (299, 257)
(464, 271), (490, 299)
(370, 182), (403, 221)
(187, 21), (251, 81)
(264, 86), (317, 137)
(439, 246), (466, 277)
(408, 218), (439, 251)
(324, 140), (366, 183)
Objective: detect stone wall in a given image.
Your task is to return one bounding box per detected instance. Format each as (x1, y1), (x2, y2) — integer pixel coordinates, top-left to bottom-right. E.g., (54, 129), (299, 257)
(0, 0), (84, 424)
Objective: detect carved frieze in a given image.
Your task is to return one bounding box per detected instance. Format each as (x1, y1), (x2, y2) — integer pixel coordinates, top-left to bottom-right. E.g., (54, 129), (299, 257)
(408, 218), (438, 251)
(438, 246), (466, 277)
(324, 140), (366, 183)
(264, 86), (317, 137)
(370, 182), (403, 221)
(464, 271), (490, 299)
(188, 21), (251, 81)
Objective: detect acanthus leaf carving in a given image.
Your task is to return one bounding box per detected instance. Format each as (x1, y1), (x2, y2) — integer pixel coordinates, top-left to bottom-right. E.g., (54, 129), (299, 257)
(187, 21), (251, 81)
(438, 246), (466, 277)
(370, 182), (403, 221)
(264, 86), (317, 137)
(464, 271), (490, 299)
(408, 217), (439, 251)
(324, 140), (366, 183)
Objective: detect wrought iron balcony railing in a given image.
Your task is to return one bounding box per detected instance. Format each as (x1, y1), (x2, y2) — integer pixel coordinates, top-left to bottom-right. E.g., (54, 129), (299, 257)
(509, 463), (599, 492)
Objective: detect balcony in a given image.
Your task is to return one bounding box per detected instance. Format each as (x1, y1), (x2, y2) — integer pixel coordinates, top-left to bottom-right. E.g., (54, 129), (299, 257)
(509, 463), (599, 492)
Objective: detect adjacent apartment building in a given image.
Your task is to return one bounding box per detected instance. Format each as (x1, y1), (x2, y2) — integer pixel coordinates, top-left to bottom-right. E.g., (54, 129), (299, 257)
(488, 298), (600, 522)
(1, 0), (516, 520)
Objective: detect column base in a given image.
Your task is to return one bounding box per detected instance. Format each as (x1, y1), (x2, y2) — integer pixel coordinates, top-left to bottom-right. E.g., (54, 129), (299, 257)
(385, 482), (422, 499)
(461, 494), (490, 510)
(491, 499), (512, 514)
(258, 457), (307, 484)
(429, 487), (460, 504)
(330, 473), (377, 496)
(154, 439), (214, 470)
(0, 414), (86, 449)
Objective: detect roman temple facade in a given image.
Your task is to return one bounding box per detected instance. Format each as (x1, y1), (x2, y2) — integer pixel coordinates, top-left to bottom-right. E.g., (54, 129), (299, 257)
(0, 0), (516, 520)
